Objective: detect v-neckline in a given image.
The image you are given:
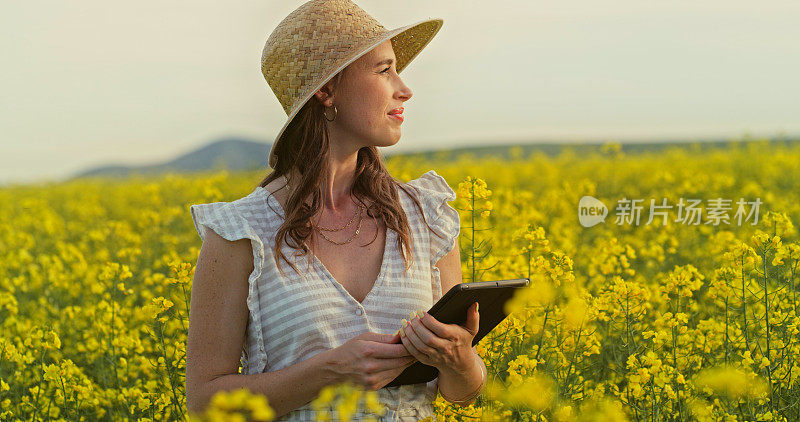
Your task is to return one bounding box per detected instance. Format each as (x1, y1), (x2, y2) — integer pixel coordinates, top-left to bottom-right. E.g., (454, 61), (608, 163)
(258, 186), (393, 307)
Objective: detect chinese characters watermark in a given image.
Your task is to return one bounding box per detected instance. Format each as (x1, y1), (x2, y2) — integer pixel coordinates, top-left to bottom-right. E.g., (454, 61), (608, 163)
(578, 196), (762, 228)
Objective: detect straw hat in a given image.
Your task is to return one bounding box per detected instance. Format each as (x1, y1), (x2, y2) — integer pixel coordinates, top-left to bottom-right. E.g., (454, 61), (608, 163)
(260, 0), (443, 168)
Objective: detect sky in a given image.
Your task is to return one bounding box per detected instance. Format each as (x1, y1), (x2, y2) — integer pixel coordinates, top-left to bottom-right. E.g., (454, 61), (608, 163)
(1, 0), (799, 186)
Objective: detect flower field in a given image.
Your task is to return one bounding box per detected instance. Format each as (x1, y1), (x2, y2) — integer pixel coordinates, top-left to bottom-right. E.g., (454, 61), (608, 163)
(1, 139), (799, 421)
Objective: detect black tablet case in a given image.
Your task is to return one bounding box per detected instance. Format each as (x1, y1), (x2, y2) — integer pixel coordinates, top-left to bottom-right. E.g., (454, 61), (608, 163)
(386, 278), (531, 387)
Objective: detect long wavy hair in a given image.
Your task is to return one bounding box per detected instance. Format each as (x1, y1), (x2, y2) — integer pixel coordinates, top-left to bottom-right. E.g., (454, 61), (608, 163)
(256, 70), (432, 278)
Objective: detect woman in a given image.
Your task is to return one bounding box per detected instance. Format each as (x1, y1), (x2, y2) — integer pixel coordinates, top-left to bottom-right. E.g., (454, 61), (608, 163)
(185, 0), (486, 420)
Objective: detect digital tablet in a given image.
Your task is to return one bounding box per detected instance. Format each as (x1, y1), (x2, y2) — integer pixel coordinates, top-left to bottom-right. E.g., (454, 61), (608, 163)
(386, 277), (531, 387)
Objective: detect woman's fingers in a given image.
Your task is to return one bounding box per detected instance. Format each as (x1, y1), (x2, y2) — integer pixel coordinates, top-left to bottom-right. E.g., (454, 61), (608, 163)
(369, 355), (416, 374)
(400, 324), (432, 364)
(370, 357), (417, 390)
(367, 339), (413, 358)
(416, 311), (455, 340)
(407, 315), (448, 353)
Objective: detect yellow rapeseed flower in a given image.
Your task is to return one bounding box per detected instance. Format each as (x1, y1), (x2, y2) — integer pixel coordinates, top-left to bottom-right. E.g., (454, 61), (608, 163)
(694, 366), (768, 399)
(203, 388), (275, 421)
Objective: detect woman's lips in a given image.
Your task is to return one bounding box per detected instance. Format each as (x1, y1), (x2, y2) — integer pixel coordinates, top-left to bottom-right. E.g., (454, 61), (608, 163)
(388, 113), (404, 122)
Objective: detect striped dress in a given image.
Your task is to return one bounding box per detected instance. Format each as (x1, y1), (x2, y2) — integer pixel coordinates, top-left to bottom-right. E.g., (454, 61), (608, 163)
(189, 170), (461, 421)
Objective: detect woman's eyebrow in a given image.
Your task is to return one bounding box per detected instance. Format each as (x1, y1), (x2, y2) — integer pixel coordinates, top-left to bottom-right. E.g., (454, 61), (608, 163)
(374, 58), (394, 67)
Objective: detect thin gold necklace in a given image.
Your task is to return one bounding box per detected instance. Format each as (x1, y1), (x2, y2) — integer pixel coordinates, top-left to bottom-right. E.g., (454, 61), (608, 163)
(284, 175), (362, 233)
(312, 204), (365, 245)
(288, 175), (369, 246)
(314, 202), (364, 232)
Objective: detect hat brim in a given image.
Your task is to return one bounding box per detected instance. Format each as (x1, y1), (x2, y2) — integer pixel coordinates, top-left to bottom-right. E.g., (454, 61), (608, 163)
(267, 18), (444, 169)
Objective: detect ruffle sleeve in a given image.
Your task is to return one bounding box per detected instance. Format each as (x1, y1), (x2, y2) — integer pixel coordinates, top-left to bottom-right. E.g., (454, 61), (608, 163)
(189, 200), (268, 374)
(406, 170), (461, 271)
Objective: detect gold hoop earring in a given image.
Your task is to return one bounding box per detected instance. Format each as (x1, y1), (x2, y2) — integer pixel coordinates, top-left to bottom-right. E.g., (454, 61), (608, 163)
(323, 105), (337, 122)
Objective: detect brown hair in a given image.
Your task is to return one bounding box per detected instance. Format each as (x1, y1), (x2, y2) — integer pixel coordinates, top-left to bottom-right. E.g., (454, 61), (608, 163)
(256, 70), (430, 278)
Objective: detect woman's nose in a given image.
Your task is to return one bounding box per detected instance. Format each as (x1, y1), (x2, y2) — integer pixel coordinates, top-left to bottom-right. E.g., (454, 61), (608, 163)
(397, 86), (412, 101)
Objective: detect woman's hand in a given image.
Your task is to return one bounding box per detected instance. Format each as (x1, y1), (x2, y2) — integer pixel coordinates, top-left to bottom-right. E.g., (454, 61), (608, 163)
(328, 332), (418, 391)
(398, 302), (480, 374)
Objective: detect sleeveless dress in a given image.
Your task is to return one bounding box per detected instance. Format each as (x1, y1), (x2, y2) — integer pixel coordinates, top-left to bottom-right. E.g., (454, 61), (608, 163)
(189, 170), (461, 421)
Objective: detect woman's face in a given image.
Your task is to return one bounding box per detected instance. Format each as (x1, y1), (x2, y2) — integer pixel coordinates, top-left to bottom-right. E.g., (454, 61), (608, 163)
(315, 40), (413, 150)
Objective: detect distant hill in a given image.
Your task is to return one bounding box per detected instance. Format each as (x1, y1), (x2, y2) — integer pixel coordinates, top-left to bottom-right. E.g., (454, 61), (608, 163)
(70, 135), (800, 181)
(72, 138), (270, 180)
(395, 136), (800, 162)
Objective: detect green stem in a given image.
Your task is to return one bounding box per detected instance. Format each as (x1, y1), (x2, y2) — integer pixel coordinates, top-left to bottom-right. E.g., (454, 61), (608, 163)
(762, 248), (773, 412)
(158, 321), (184, 419)
(31, 348), (45, 422)
(59, 374), (70, 420)
(180, 283), (190, 332)
(724, 294), (730, 366)
(741, 255), (750, 351)
(672, 295), (682, 420)
(534, 306), (550, 362)
(471, 180), (476, 283)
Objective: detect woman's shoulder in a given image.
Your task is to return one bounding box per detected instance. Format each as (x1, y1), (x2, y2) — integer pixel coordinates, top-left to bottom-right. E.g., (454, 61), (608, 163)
(398, 170), (461, 273)
(398, 170), (459, 231)
(400, 170), (457, 208)
(189, 185), (277, 242)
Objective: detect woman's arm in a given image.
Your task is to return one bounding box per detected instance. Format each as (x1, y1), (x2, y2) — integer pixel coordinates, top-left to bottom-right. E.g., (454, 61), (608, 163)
(185, 229), (343, 418)
(436, 349), (486, 407)
(433, 240), (487, 406)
